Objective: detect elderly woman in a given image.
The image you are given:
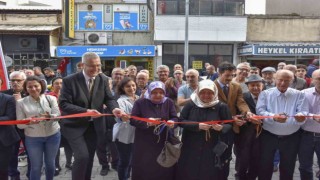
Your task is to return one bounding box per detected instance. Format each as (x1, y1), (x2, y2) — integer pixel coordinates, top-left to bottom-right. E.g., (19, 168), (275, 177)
(175, 79), (233, 180)
(113, 77), (139, 180)
(129, 81), (178, 180)
(16, 76), (60, 180)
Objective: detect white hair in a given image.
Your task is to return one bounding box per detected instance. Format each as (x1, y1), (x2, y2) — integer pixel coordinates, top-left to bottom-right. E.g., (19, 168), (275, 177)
(236, 62), (251, 69)
(82, 52), (100, 63)
(156, 65), (169, 72)
(9, 71), (26, 80)
(186, 69), (199, 76)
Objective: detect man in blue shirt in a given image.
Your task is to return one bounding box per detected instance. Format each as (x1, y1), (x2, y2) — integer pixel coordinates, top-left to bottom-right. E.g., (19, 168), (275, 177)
(256, 69), (309, 180)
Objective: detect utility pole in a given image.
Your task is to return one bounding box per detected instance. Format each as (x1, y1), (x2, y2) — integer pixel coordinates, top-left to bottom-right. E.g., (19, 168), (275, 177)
(184, 0), (189, 71)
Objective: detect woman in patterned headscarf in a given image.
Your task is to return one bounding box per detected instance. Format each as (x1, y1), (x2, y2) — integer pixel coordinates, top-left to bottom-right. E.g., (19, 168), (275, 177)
(129, 81), (178, 180)
(175, 79), (233, 180)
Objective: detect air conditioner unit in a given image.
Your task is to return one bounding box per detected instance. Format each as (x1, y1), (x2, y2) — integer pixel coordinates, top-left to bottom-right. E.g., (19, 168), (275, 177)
(19, 38), (37, 49)
(86, 32), (107, 45)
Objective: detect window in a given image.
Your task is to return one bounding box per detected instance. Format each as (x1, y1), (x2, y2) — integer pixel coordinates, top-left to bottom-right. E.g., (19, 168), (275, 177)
(157, 0), (244, 16)
(162, 43), (233, 70)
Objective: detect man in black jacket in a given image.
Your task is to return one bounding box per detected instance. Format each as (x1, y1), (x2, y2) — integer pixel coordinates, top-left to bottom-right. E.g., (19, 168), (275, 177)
(59, 52), (125, 180)
(237, 74), (264, 180)
(0, 92), (20, 180)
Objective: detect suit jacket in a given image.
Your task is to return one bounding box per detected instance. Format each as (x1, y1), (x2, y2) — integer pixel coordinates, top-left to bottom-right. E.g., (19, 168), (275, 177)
(214, 80), (250, 133)
(290, 76), (307, 91)
(59, 72), (118, 139)
(0, 93), (20, 147)
(243, 92), (257, 114)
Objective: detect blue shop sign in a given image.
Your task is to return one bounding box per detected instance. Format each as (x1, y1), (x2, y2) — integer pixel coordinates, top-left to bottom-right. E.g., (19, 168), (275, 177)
(238, 44), (320, 56)
(57, 45), (156, 57)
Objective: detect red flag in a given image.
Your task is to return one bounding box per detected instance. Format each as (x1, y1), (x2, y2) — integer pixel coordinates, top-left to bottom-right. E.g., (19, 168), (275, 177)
(57, 57), (70, 73)
(0, 41), (9, 91)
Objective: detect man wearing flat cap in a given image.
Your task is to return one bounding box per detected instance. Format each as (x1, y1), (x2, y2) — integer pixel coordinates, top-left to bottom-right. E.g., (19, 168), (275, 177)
(261, 67), (276, 89)
(237, 74), (264, 180)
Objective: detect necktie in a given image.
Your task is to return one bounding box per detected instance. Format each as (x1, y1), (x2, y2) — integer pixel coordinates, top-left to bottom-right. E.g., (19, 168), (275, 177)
(223, 85), (229, 99)
(88, 78), (94, 96)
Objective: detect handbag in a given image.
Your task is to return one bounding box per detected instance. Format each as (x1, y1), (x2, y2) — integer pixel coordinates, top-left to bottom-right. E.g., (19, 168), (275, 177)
(157, 128), (182, 168)
(212, 137), (228, 169)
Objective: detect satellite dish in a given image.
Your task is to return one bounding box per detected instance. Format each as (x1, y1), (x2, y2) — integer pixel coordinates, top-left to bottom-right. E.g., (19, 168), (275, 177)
(4, 56), (13, 67)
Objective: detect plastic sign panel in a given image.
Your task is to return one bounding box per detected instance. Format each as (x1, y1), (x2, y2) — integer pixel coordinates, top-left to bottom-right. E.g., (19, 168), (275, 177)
(79, 11), (103, 30)
(57, 45), (156, 57)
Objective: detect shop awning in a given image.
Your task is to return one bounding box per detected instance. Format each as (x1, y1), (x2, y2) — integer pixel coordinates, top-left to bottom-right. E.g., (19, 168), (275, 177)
(56, 45), (156, 57)
(0, 25), (61, 35)
(238, 43), (320, 56)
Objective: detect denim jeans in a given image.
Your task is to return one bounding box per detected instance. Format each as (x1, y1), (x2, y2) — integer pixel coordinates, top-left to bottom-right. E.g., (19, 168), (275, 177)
(115, 140), (133, 180)
(25, 132), (61, 180)
(274, 149), (280, 166)
(298, 131), (320, 180)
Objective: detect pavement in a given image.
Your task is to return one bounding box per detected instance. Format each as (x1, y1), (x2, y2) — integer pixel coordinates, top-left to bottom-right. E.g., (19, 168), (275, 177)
(17, 148), (319, 180)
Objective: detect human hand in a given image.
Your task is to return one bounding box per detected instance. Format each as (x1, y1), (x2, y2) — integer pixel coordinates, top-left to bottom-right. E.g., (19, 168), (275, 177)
(147, 118), (161, 127)
(233, 116), (246, 126)
(273, 113), (287, 123)
(313, 114), (320, 123)
(12, 93), (22, 101)
(166, 120), (175, 128)
(112, 108), (125, 118)
(87, 109), (102, 118)
(294, 113), (306, 123)
(246, 113), (262, 125)
(121, 114), (131, 122)
(39, 112), (50, 119)
(199, 123), (211, 130)
(211, 124), (223, 131)
(27, 119), (40, 125)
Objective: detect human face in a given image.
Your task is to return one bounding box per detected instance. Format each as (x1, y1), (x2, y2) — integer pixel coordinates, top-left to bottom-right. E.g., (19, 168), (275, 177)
(25, 70), (34, 77)
(128, 67), (137, 76)
(278, 63), (286, 70)
(123, 80), (136, 97)
(206, 66), (214, 74)
(10, 74), (25, 92)
(150, 88), (165, 103)
(157, 68), (169, 82)
(174, 72), (183, 81)
(199, 89), (214, 103)
(296, 68), (306, 78)
(52, 79), (62, 92)
(262, 72), (274, 83)
(275, 73), (292, 93)
(185, 72), (198, 85)
(112, 70), (124, 82)
(174, 65), (182, 71)
(26, 80), (42, 99)
(236, 65), (250, 79)
(312, 71), (320, 92)
(219, 70), (234, 85)
(247, 82), (263, 97)
(136, 74), (148, 88)
(83, 58), (101, 78)
(249, 69), (259, 76)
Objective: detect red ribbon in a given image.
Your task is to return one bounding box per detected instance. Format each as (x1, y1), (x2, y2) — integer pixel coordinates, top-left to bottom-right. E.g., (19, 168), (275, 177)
(0, 112), (318, 126)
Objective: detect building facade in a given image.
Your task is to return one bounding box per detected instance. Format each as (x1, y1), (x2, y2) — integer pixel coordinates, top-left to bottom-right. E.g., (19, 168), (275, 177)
(154, 0), (246, 73)
(0, 0), (62, 70)
(241, 0), (320, 69)
(60, 0), (155, 78)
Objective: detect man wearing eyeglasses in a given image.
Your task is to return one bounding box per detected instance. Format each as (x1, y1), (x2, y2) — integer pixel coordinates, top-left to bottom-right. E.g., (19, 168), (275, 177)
(1, 71), (29, 180)
(232, 62), (251, 93)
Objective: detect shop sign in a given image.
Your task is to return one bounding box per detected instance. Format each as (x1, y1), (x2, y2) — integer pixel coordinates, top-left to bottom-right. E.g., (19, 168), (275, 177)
(238, 44), (320, 56)
(192, 61), (203, 69)
(57, 45), (156, 57)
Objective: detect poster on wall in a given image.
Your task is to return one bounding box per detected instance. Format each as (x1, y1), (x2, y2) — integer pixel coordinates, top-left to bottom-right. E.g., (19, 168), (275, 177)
(114, 12), (139, 31)
(78, 11), (103, 30)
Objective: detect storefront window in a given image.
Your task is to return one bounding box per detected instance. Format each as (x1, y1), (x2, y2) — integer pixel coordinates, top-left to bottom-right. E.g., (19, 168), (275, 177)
(162, 43), (233, 71)
(157, 0), (244, 16)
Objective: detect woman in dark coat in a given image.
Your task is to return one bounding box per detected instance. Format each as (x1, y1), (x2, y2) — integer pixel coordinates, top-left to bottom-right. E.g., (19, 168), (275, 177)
(175, 79), (233, 180)
(130, 81), (178, 180)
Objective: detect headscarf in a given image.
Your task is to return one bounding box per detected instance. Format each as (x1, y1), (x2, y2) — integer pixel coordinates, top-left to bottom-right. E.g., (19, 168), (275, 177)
(190, 79), (219, 108)
(144, 81), (168, 104)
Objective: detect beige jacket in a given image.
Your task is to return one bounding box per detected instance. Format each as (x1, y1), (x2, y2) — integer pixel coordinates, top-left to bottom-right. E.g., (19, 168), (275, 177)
(16, 94), (60, 137)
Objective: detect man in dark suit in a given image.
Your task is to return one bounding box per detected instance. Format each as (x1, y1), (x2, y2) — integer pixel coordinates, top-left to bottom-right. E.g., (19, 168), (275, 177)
(2, 71), (29, 180)
(237, 74), (264, 180)
(59, 52), (125, 180)
(0, 92), (20, 180)
(214, 62), (254, 179)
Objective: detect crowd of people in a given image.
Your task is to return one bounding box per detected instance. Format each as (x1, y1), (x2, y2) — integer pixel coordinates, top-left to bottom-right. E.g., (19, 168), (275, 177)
(0, 52), (319, 180)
